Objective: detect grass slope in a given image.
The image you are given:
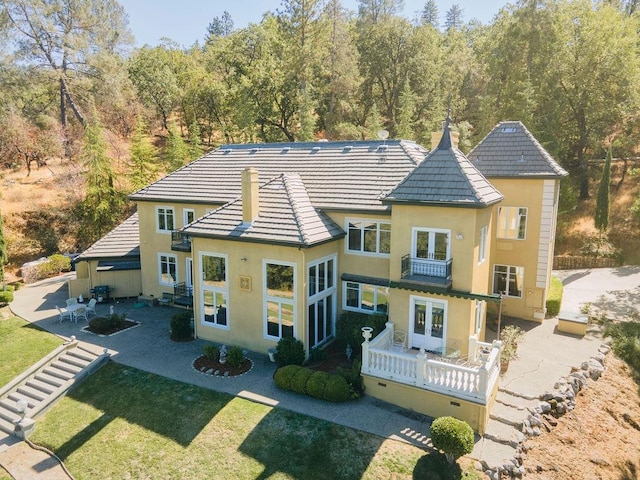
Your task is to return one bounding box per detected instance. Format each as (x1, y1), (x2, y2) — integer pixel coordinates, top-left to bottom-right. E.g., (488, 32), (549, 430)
(0, 313), (63, 385)
(31, 362), (480, 480)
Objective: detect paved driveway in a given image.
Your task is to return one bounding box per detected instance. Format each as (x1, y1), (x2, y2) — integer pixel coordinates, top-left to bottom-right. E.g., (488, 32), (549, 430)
(554, 265), (640, 320)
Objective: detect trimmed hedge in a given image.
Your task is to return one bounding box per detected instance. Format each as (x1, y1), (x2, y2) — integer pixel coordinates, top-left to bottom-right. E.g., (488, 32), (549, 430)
(335, 311), (387, 349)
(274, 365), (301, 391)
(274, 366), (353, 402)
(203, 344), (220, 361)
(274, 337), (305, 366)
(546, 276), (563, 317)
(170, 311), (192, 341)
(227, 346), (245, 368)
(430, 416), (475, 465)
(88, 313), (126, 335)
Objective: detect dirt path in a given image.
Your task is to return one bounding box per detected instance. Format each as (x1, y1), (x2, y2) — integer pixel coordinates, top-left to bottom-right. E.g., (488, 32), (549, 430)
(523, 355), (640, 479)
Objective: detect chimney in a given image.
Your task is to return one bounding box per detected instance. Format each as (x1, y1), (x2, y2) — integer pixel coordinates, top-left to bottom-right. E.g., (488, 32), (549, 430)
(242, 167), (260, 224)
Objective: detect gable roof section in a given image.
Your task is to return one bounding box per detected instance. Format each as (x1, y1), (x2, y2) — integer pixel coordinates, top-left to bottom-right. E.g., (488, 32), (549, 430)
(183, 173), (345, 247)
(384, 125), (503, 208)
(129, 140), (427, 212)
(76, 212), (140, 261)
(468, 121), (568, 178)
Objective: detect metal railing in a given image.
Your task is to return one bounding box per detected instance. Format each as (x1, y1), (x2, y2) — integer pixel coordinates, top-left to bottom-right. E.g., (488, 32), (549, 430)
(401, 255), (452, 280)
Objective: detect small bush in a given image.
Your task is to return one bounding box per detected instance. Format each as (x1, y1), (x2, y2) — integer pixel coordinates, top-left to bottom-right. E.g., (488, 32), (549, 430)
(170, 311), (192, 341)
(0, 286), (15, 304)
(274, 337), (305, 366)
(274, 365), (303, 390)
(323, 374), (351, 402)
(227, 346), (245, 368)
(430, 416), (475, 465)
(203, 344), (220, 361)
(308, 346), (328, 364)
(605, 320), (640, 380)
(306, 371), (330, 399)
(336, 311), (387, 349)
(88, 313), (126, 334)
(290, 367), (314, 394)
(546, 276), (563, 317)
(338, 360), (364, 398)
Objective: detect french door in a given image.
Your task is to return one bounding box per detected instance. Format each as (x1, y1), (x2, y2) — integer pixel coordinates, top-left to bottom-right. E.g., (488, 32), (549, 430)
(410, 296), (446, 351)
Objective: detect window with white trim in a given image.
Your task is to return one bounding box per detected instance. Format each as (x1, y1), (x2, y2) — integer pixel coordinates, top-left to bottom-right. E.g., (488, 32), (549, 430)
(156, 207), (175, 233)
(201, 254), (228, 328)
(343, 282), (388, 314)
(308, 256), (337, 348)
(158, 253), (177, 286)
(265, 261), (295, 339)
(497, 207), (527, 240)
(478, 225), (488, 264)
(346, 219), (391, 255)
(493, 264), (524, 298)
(183, 208), (195, 227)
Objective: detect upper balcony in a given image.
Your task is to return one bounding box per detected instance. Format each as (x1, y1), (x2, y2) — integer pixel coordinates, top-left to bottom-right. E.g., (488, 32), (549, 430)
(171, 231), (192, 252)
(400, 254), (452, 289)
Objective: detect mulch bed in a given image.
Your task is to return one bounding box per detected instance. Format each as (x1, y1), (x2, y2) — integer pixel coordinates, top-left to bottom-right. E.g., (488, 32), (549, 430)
(85, 320), (139, 336)
(193, 355), (253, 377)
(307, 342), (356, 373)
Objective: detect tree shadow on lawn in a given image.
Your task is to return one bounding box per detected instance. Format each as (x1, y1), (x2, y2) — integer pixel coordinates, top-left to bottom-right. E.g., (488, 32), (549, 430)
(238, 408), (386, 480)
(55, 362), (233, 457)
(413, 451), (466, 479)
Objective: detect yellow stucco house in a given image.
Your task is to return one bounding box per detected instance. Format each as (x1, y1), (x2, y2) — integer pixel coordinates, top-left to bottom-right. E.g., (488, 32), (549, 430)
(70, 118), (567, 432)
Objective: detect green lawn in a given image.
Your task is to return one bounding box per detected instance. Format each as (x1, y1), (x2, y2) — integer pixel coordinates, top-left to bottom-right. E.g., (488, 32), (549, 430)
(31, 363), (480, 479)
(0, 313), (64, 385)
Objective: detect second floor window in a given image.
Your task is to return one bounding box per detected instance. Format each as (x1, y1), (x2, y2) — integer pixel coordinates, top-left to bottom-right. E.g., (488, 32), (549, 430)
(157, 207), (175, 232)
(347, 219), (391, 255)
(497, 207), (527, 240)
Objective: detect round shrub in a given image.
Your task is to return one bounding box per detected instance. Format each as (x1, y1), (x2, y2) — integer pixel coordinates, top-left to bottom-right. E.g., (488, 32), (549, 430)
(170, 311), (192, 341)
(430, 416), (475, 465)
(290, 367), (314, 394)
(203, 344), (219, 361)
(323, 374), (351, 402)
(274, 365), (303, 391)
(306, 371), (330, 400)
(227, 346), (245, 368)
(274, 337), (305, 366)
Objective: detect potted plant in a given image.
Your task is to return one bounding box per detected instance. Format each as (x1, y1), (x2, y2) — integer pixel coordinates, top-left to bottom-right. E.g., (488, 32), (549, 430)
(499, 325), (524, 372)
(478, 346), (491, 362)
(500, 343), (516, 372)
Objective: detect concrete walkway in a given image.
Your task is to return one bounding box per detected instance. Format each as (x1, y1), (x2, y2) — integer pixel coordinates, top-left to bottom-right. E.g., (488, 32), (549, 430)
(2, 267), (639, 478)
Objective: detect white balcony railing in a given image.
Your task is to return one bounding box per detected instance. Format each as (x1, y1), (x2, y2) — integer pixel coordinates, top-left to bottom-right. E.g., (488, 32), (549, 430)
(361, 322), (501, 405)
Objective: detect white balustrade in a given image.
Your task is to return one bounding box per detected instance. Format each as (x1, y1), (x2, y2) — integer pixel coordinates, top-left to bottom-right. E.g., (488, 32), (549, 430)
(362, 323), (500, 404)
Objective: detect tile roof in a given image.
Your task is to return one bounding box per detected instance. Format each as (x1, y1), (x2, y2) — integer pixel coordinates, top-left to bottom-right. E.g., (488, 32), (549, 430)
(183, 173), (345, 247)
(76, 212), (140, 261)
(468, 121), (568, 178)
(384, 126), (503, 208)
(129, 140), (427, 212)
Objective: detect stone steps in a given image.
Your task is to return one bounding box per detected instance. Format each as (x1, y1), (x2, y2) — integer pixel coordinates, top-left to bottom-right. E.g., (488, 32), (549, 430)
(0, 340), (110, 437)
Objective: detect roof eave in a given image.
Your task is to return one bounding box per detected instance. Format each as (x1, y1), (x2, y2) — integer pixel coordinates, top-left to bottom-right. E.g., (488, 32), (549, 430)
(187, 231), (346, 248)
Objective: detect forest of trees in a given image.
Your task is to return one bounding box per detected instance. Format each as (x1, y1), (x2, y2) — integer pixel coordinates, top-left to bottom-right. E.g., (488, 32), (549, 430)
(1, 0), (639, 243)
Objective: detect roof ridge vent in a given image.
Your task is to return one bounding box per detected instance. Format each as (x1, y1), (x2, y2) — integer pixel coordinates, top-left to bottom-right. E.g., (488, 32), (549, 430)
(223, 148), (232, 154)
(311, 146), (321, 153)
(282, 146), (291, 153)
(250, 147), (260, 154)
(343, 145), (353, 152)
(377, 145), (389, 152)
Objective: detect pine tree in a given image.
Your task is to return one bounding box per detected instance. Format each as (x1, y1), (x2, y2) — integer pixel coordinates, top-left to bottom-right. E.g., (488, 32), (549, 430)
(0, 210), (7, 290)
(187, 121), (203, 160)
(129, 120), (158, 191)
(421, 0), (439, 28)
(594, 148), (612, 233)
(166, 121), (189, 171)
(80, 123), (124, 242)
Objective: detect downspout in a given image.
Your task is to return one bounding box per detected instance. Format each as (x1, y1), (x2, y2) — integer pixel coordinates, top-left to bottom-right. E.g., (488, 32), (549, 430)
(300, 247), (306, 357)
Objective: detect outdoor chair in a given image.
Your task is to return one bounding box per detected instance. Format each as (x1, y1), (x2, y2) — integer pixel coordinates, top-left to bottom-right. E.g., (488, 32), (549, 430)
(56, 305), (71, 323)
(392, 330), (408, 353)
(85, 298), (97, 317)
(71, 306), (88, 323)
(66, 298), (78, 308)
